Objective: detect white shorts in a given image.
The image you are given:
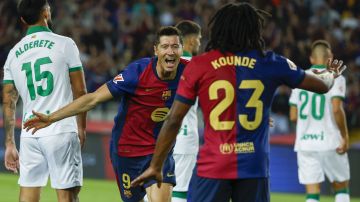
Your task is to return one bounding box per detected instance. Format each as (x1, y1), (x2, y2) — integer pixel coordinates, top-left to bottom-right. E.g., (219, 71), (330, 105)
(297, 150), (350, 184)
(19, 132), (83, 189)
(173, 153), (197, 192)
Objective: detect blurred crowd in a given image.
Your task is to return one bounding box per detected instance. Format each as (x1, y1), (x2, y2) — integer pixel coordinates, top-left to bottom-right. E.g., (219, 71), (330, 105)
(0, 0), (359, 131)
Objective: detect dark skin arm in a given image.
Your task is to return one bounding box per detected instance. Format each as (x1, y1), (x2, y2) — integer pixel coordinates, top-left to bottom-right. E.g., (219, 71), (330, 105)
(2, 84), (20, 173)
(69, 70), (87, 149)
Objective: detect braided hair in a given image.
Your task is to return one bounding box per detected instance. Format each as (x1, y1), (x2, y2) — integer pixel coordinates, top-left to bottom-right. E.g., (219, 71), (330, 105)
(206, 2), (270, 55)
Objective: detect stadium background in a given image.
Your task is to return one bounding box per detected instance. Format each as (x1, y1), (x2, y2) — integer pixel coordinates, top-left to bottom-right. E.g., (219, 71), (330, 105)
(0, 0), (360, 201)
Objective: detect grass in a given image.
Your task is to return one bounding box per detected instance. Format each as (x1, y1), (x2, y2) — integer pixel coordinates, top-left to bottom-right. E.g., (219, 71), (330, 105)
(1, 173), (360, 202)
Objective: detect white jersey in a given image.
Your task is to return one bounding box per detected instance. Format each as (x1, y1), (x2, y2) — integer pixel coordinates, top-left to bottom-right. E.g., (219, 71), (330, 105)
(289, 69), (346, 151)
(173, 56), (199, 154)
(3, 26), (82, 137)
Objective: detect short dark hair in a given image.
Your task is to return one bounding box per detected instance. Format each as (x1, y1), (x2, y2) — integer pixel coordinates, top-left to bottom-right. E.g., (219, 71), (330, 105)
(175, 20), (201, 37)
(311, 40), (331, 51)
(206, 2), (270, 55)
(18, 0), (48, 25)
(154, 26), (183, 46)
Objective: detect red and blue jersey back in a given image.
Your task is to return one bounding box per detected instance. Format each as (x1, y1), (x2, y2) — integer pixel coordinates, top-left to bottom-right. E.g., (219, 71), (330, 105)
(107, 57), (188, 157)
(176, 50), (305, 179)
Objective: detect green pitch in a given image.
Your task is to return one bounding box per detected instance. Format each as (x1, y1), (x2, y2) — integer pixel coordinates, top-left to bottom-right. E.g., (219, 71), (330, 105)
(1, 173), (359, 202)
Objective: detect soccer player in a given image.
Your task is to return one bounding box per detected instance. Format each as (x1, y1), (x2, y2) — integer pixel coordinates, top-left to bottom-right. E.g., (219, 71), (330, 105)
(131, 3), (347, 202)
(289, 40), (350, 202)
(173, 20), (201, 202)
(24, 26), (187, 202)
(2, 0), (87, 201)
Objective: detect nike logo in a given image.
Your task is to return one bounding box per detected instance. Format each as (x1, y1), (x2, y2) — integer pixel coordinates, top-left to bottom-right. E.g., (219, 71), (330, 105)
(166, 173), (175, 177)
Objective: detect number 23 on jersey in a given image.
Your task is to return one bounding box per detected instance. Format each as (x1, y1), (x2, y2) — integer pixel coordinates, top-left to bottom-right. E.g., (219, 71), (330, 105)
(209, 80), (264, 131)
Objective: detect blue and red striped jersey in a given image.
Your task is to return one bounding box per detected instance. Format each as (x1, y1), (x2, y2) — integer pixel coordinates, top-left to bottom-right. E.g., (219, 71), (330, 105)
(107, 57), (188, 157)
(176, 50), (305, 179)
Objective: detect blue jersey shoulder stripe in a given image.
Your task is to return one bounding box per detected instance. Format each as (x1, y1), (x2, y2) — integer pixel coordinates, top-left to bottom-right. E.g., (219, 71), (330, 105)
(175, 94), (195, 105)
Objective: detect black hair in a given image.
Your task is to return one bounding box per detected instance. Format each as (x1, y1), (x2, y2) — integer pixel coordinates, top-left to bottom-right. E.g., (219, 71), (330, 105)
(175, 20), (201, 37)
(154, 26), (183, 46)
(205, 2), (271, 55)
(17, 0), (48, 25)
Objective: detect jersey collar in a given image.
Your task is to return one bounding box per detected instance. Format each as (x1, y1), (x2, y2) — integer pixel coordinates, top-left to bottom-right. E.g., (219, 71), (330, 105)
(182, 51), (192, 57)
(26, 26), (52, 35)
(311, 64), (326, 69)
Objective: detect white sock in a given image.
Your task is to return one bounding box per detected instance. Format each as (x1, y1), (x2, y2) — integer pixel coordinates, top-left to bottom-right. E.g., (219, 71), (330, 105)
(335, 193), (350, 202)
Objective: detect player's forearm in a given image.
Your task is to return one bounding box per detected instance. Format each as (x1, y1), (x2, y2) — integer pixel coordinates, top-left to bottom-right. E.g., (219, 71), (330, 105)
(150, 117), (182, 170)
(73, 89), (87, 131)
(334, 107), (349, 141)
(49, 92), (99, 123)
(3, 106), (16, 146)
(2, 87), (19, 146)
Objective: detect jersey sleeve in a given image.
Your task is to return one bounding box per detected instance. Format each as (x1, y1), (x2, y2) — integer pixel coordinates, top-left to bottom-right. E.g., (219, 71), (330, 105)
(288, 89), (299, 107)
(330, 75), (346, 100)
(106, 63), (139, 98)
(278, 57), (305, 88)
(64, 38), (83, 72)
(175, 59), (200, 105)
(2, 52), (14, 84)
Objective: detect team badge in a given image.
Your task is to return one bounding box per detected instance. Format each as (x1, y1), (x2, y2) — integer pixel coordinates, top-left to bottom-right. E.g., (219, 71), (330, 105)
(162, 90), (171, 100)
(113, 74), (124, 84)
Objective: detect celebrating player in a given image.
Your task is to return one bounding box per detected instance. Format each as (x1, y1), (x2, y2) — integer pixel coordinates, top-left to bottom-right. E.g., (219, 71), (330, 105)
(131, 3), (347, 202)
(289, 40), (350, 202)
(3, 0), (87, 201)
(24, 26), (186, 202)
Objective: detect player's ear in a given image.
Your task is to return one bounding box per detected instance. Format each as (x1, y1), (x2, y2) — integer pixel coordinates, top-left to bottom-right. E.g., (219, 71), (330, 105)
(42, 6), (51, 21)
(154, 45), (158, 56)
(20, 17), (27, 25)
(309, 56), (314, 65)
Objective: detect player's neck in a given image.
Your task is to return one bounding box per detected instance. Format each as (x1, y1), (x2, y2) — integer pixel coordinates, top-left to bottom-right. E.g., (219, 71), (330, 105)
(156, 68), (177, 80)
(29, 19), (48, 29)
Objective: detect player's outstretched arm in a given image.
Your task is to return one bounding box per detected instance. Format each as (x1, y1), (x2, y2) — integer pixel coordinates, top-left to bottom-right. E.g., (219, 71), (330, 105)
(297, 59), (346, 93)
(23, 84), (113, 134)
(131, 100), (191, 188)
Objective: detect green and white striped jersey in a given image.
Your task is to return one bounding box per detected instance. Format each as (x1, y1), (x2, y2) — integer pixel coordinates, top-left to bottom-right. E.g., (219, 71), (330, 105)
(3, 26), (82, 137)
(289, 67), (346, 151)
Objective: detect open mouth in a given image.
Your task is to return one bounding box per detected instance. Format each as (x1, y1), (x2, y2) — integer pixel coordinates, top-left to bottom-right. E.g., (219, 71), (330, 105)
(165, 58), (176, 65)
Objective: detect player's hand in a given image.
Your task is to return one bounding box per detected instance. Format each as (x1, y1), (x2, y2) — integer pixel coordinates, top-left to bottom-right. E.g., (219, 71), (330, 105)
(313, 59), (346, 78)
(4, 143), (19, 174)
(326, 59), (346, 78)
(23, 110), (52, 134)
(336, 136), (349, 154)
(131, 166), (163, 188)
